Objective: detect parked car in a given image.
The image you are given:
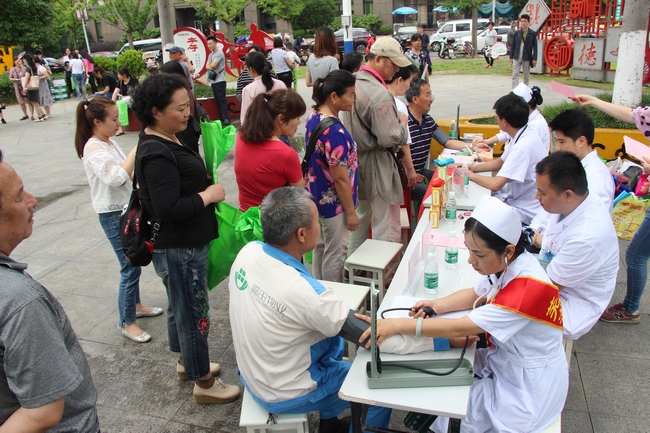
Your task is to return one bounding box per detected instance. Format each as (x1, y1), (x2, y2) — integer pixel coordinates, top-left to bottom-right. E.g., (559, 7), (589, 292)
(43, 57), (64, 73)
(460, 25), (511, 53)
(117, 38), (162, 57)
(430, 19), (490, 53)
(91, 51), (118, 59)
(334, 27), (375, 54)
(393, 25), (419, 48)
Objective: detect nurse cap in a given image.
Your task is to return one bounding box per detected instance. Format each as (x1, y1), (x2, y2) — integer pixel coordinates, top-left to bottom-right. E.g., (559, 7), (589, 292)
(512, 83), (533, 103)
(471, 196), (522, 245)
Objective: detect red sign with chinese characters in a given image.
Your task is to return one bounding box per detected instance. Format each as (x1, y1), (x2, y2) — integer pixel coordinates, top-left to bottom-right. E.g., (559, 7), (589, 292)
(173, 27), (210, 77)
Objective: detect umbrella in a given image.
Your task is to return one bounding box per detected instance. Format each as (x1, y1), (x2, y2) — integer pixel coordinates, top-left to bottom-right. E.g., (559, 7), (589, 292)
(433, 6), (458, 12)
(392, 6), (418, 15)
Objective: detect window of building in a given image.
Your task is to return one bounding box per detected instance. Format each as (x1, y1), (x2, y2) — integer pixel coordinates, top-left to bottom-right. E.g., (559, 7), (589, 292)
(363, 0), (373, 14)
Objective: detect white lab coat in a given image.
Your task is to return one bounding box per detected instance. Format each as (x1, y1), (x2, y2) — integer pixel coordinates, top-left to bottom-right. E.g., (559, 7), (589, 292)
(431, 252), (568, 433)
(494, 109), (549, 153)
(541, 193), (619, 339)
(495, 126), (547, 225)
(582, 150), (615, 210)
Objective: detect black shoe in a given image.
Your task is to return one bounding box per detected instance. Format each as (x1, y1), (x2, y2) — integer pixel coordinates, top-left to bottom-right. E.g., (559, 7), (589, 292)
(222, 118), (230, 126)
(1, 118), (5, 124)
(319, 416), (350, 433)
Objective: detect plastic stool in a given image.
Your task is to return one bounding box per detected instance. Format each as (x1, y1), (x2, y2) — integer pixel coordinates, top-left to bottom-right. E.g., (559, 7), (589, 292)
(239, 388), (308, 433)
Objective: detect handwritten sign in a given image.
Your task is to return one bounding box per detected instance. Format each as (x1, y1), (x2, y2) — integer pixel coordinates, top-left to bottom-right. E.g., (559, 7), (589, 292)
(521, 0), (551, 32)
(573, 38), (604, 70)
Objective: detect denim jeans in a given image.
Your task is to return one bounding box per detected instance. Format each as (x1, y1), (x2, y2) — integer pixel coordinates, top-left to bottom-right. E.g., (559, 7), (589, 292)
(624, 207), (650, 313)
(152, 244), (211, 379)
(73, 73), (87, 98)
(98, 211), (142, 328)
(210, 81), (229, 122)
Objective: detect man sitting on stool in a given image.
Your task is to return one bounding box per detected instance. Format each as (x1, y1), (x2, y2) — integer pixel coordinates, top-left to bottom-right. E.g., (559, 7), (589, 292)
(534, 152), (618, 339)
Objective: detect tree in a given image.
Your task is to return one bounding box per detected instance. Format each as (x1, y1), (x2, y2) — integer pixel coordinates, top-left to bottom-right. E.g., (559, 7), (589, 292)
(192, 0), (252, 42)
(256, 0), (306, 33)
(0, 0), (55, 48)
(612, 0), (650, 107)
(53, 0), (84, 50)
(293, 0), (336, 32)
(88, 0), (158, 49)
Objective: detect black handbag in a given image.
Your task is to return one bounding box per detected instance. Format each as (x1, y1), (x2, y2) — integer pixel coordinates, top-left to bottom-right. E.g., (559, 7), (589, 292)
(301, 117), (342, 176)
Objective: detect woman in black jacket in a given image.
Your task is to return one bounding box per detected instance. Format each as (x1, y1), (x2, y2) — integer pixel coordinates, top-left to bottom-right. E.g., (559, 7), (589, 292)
(130, 74), (240, 404)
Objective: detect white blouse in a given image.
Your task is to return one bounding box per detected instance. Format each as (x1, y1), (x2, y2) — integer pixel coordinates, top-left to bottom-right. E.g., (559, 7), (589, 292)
(82, 137), (131, 214)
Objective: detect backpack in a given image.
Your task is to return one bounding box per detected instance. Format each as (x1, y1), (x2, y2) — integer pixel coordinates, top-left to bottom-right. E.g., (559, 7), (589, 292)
(120, 140), (176, 266)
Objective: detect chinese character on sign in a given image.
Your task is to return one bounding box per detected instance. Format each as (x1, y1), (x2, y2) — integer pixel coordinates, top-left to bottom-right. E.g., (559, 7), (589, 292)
(525, 3), (541, 26)
(578, 43), (597, 66)
(187, 37), (199, 52)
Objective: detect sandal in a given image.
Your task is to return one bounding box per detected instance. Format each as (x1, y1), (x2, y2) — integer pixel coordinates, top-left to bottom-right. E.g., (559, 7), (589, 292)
(20, 116), (29, 121)
(115, 131), (125, 136)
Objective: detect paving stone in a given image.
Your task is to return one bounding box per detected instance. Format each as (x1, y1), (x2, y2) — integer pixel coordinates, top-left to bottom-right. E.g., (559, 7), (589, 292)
(96, 404), (170, 433)
(560, 409), (592, 433)
(576, 315), (650, 360)
(565, 353), (588, 412)
(591, 413), (649, 433)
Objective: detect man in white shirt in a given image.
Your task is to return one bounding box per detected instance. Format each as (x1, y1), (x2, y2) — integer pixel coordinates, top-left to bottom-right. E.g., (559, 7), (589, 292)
(534, 152), (619, 339)
(469, 93), (547, 224)
(228, 187), (392, 433)
(549, 108), (614, 208)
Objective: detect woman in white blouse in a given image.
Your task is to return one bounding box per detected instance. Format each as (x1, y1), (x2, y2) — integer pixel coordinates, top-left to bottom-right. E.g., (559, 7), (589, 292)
(74, 97), (162, 343)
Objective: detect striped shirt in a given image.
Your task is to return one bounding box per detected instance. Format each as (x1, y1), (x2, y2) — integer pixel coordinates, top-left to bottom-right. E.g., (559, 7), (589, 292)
(408, 110), (438, 173)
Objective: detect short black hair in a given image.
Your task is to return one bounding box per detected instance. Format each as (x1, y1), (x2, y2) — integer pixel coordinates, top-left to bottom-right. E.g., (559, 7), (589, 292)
(549, 108), (595, 145)
(535, 151), (588, 196)
(405, 77), (429, 103)
(206, 35), (216, 42)
(273, 36), (283, 48)
(386, 62), (418, 84)
(130, 74), (189, 128)
(340, 52), (363, 73)
(411, 34), (422, 42)
(493, 93), (529, 128)
(521, 14), (531, 21)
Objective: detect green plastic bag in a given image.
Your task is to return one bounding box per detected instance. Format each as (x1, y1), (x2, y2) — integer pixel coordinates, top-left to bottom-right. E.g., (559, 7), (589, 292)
(201, 120), (237, 181)
(207, 204), (264, 289)
(116, 100), (129, 126)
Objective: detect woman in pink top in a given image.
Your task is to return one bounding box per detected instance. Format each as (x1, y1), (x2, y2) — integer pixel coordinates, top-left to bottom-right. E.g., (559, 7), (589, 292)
(83, 53), (97, 93)
(235, 88), (306, 211)
(240, 51), (286, 126)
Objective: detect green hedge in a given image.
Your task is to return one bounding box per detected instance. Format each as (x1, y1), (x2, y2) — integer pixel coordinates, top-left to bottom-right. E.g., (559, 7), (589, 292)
(116, 50), (147, 79)
(470, 92), (650, 129)
(94, 56), (117, 75)
(0, 73), (16, 104)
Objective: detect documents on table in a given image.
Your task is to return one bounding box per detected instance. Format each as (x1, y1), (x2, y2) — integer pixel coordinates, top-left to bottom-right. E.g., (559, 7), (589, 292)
(429, 233), (467, 249)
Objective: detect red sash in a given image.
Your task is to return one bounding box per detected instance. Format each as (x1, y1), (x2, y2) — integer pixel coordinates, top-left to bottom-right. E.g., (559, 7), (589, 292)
(488, 276), (563, 330)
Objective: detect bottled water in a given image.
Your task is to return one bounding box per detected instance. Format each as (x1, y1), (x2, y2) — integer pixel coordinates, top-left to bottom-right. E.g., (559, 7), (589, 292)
(424, 251), (439, 295)
(445, 191), (457, 224)
(445, 245), (458, 269)
(461, 162), (469, 193)
(449, 119), (457, 139)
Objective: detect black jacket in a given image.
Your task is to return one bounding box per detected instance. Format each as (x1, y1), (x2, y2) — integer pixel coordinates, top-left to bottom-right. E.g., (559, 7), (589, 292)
(135, 132), (218, 249)
(510, 28), (537, 61)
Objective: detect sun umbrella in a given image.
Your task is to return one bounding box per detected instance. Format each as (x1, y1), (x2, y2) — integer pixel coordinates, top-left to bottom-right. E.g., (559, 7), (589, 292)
(392, 6), (418, 15)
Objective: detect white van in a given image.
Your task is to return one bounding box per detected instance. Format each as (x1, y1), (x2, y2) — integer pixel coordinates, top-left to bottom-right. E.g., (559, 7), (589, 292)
(117, 38), (162, 56)
(430, 19), (489, 52)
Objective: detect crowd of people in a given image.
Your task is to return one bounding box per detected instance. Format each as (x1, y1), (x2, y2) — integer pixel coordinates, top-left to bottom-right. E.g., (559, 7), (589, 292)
(1, 27), (649, 433)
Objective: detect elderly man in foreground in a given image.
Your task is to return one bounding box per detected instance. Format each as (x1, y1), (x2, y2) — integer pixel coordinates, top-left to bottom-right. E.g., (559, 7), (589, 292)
(0, 149), (100, 432)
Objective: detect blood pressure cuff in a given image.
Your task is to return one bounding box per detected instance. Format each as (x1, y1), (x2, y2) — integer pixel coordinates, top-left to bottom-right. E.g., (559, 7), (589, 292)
(336, 310), (450, 353)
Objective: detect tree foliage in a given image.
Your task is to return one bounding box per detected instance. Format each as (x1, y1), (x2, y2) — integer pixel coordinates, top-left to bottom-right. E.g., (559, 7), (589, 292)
(116, 49), (146, 78)
(257, 0), (305, 31)
(292, 0), (336, 32)
(53, 0), (84, 50)
(193, 0), (252, 41)
(88, 0), (158, 49)
(0, 0), (55, 48)
(330, 14), (383, 32)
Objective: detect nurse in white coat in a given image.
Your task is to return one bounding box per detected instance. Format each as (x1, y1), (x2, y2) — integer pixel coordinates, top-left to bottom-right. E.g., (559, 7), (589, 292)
(358, 196), (568, 433)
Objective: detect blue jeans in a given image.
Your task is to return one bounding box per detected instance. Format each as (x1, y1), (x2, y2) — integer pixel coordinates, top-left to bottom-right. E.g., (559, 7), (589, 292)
(73, 73), (87, 98)
(152, 244), (211, 379)
(624, 207), (650, 313)
(98, 211), (142, 328)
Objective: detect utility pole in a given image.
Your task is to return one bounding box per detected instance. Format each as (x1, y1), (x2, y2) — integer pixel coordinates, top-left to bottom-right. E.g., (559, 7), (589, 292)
(342, 0), (352, 54)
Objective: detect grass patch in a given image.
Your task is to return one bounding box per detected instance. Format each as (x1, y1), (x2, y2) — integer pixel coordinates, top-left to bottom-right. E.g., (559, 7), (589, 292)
(469, 92), (650, 129)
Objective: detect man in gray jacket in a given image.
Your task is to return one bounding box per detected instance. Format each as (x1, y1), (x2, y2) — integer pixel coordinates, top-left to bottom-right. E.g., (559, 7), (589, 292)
(341, 37), (411, 256)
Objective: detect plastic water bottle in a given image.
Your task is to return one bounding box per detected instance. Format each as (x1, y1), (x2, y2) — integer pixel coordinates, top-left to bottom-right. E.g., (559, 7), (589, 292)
(445, 191), (457, 224)
(424, 251), (439, 295)
(449, 119), (457, 139)
(445, 245), (458, 269)
(461, 162), (469, 193)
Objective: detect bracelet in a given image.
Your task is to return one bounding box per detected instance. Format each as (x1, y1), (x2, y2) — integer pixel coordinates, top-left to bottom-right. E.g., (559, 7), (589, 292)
(415, 317), (424, 337)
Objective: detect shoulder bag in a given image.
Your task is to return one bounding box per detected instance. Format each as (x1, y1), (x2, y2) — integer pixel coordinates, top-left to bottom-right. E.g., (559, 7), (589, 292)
(301, 117), (342, 176)
(22, 75), (40, 91)
(120, 140), (176, 266)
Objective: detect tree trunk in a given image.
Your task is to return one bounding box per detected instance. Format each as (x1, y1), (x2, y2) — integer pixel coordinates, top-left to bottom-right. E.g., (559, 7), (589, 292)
(158, 0), (175, 63)
(127, 32), (134, 50)
(612, 0), (649, 107)
(225, 21), (235, 42)
(470, 1), (478, 49)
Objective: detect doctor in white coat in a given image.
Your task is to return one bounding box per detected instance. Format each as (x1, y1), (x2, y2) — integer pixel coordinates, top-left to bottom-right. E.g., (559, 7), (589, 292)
(358, 196), (568, 433)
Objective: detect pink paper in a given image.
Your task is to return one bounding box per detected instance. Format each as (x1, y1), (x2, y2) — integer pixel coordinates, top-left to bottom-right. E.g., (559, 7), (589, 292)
(429, 233), (467, 249)
(551, 81), (576, 99)
(624, 135), (650, 162)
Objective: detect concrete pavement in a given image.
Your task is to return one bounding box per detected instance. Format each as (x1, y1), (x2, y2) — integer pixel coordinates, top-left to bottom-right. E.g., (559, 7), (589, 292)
(0, 74), (647, 432)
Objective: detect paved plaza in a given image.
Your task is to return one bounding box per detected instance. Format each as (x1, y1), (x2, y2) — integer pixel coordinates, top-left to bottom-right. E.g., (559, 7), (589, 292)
(0, 74), (647, 432)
